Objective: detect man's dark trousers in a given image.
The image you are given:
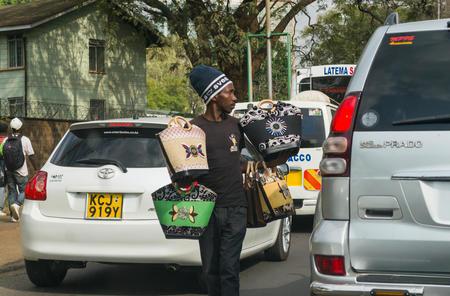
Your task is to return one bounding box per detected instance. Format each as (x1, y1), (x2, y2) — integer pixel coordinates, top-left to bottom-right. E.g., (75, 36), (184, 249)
(199, 206), (247, 296)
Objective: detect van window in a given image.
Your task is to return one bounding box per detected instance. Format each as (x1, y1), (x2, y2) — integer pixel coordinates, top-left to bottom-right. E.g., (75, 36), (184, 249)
(356, 30), (450, 131)
(51, 127), (166, 168)
(301, 108), (326, 148)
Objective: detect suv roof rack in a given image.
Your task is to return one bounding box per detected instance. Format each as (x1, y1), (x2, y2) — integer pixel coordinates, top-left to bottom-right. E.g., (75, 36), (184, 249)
(384, 12), (399, 26)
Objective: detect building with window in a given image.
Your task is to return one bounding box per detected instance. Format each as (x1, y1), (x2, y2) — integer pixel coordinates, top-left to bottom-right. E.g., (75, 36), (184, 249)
(0, 0), (160, 120)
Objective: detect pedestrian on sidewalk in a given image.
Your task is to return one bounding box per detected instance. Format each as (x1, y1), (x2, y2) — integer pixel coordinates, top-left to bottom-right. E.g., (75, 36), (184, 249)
(0, 121), (8, 218)
(2, 118), (36, 223)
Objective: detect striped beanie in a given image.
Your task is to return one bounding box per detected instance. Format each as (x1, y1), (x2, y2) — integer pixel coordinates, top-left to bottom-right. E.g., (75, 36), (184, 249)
(189, 65), (232, 105)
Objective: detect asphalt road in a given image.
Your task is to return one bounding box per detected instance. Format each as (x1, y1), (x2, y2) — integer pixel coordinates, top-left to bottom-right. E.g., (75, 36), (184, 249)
(0, 216), (313, 296)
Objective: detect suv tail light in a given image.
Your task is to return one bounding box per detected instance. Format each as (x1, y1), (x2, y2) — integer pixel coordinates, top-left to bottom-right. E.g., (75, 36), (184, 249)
(320, 92), (361, 177)
(314, 255), (346, 276)
(25, 171), (48, 201)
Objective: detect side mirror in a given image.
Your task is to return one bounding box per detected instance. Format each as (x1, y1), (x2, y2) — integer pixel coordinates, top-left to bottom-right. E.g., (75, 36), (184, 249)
(277, 163), (290, 176)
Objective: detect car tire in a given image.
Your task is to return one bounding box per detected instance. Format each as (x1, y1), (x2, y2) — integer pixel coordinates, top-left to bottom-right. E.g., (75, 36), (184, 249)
(264, 216), (292, 261)
(25, 260), (68, 287)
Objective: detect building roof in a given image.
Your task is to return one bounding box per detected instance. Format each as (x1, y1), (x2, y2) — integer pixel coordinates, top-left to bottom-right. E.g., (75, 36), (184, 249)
(0, 0), (161, 45)
(0, 0), (89, 30)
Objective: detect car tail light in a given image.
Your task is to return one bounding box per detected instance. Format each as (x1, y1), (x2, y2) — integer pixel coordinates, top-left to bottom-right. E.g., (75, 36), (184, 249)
(25, 171), (47, 201)
(320, 92), (361, 177)
(107, 122), (135, 127)
(314, 255), (346, 276)
(331, 94), (358, 133)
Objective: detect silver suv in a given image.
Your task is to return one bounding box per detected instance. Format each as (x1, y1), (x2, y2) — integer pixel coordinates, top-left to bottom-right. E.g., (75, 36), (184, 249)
(311, 18), (450, 295)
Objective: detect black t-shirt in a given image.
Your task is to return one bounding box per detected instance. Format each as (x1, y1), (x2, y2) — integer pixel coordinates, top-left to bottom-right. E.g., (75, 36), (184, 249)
(191, 114), (246, 208)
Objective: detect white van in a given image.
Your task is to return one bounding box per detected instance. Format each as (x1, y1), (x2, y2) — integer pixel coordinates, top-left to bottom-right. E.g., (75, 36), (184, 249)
(232, 91), (337, 215)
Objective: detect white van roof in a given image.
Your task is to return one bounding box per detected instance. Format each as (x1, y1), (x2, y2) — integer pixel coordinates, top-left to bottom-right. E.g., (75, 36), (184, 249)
(291, 90), (333, 103)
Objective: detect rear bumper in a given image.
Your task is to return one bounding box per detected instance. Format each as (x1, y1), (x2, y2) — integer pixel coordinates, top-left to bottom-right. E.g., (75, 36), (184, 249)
(291, 187), (318, 216)
(311, 281), (424, 296)
(21, 201), (202, 265)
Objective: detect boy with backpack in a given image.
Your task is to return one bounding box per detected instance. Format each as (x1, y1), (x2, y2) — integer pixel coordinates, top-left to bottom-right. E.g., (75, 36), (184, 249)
(2, 118), (36, 222)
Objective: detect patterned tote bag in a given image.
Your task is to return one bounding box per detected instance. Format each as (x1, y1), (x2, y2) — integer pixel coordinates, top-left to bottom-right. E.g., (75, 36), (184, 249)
(157, 116), (208, 182)
(240, 100), (303, 161)
(256, 161), (295, 222)
(152, 181), (217, 239)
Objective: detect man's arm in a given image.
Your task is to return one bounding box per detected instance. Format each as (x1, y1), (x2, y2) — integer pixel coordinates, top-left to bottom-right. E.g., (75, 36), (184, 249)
(27, 155), (39, 171)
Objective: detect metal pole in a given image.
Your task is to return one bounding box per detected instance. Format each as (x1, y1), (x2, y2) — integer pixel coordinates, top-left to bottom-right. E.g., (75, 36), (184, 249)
(247, 36), (253, 102)
(286, 33), (291, 100)
(438, 0), (441, 19)
(266, 0), (273, 100)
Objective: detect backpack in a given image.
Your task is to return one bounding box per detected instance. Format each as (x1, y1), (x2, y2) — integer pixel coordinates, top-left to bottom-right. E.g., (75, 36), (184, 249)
(3, 135), (25, 171)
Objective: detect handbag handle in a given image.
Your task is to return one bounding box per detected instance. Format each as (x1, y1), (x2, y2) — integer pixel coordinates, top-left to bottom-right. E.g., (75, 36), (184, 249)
(168, 116), (192, 131)
(257, 99), (276, 112)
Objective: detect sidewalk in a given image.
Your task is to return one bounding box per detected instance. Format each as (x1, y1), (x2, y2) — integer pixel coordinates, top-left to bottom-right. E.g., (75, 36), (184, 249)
(0, 215), (24, 272)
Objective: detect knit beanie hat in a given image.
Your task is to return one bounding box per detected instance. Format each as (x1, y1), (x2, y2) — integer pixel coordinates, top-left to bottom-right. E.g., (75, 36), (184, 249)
(189, 65), (232, 105)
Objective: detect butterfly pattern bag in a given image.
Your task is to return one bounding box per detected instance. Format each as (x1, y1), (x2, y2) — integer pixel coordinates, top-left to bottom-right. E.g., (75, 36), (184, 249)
(157, 116), (208, 182)
(240, 100), (303, 161)
(152, 181), (217, 239)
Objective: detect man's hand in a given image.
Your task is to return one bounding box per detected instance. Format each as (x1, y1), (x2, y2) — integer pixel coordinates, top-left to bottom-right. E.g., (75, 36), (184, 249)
(266, 150), (292, 168)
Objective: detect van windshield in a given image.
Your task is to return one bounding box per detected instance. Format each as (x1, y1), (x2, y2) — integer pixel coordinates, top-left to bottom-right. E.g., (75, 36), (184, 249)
(51, 127), (166, 168)
(356, 30), (450, 131)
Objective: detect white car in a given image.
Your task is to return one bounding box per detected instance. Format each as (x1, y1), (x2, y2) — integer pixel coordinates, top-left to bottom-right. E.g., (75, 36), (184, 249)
(21, 117), (291, 287)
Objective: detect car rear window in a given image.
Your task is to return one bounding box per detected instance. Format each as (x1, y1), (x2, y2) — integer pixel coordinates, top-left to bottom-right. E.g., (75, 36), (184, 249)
(356, 30), (450, 131)
(51, 127), (166, 168)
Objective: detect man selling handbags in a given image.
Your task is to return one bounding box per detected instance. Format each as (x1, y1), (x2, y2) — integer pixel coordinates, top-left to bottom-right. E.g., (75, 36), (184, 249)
(189, 65), (290, 296)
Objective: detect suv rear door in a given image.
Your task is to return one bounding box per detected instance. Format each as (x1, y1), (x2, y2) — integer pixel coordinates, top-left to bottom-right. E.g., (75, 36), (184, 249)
(40, 121), (168, 220)
(350, 28), (450, 273)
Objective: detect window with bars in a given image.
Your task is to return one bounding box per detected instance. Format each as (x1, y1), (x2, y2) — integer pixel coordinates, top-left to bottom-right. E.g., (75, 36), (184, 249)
(8, 97), (24, 117)
(89, 39), (105, 73)
(89, 99), (105, 120)
(8, 35), (24, 68)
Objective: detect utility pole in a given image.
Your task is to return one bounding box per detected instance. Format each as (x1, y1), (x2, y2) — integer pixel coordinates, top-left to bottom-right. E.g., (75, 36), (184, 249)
(266, 0), (273, 100)
(438, 0), (441, 19)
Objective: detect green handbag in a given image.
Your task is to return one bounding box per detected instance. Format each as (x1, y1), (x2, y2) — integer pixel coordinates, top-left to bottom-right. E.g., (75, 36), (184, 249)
(152, 181), (217, 239)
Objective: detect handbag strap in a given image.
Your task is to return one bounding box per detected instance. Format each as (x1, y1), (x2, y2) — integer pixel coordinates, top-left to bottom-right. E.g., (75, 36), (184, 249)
(168, 116), (192, 131)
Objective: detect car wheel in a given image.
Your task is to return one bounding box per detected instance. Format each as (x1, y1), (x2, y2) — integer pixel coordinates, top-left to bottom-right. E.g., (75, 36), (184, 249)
(264, 216), (292, 261)
(25, 260), (68, 287)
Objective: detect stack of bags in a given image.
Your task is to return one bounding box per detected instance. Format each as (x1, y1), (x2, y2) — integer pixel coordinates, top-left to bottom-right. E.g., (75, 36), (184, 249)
(240, 99), (303, 227)
(152, 116), (216, 239)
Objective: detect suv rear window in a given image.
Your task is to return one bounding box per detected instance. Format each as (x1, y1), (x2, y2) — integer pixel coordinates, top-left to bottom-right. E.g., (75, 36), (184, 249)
(51, 127), (166, 168)
(356, 30), (450, 131)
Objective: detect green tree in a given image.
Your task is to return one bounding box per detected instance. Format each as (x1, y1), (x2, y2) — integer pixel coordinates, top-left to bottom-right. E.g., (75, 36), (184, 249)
(113, 0), (317, 100)
(0, 0), (30, 5)
(147, 36), (203, 115)
(298, 0), (437, 66)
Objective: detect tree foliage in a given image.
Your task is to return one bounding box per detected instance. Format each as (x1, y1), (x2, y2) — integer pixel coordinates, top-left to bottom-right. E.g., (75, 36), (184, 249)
(0, 0), (30, 5)
(299, 0), (438, 66)
(114, 0), (316, 101)
(147, 36), (203, 115)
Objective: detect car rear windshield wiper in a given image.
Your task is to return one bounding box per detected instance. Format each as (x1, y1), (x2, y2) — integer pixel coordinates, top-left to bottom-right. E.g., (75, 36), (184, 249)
(75, 158), (128, 173)
(392, 114), (450, 126)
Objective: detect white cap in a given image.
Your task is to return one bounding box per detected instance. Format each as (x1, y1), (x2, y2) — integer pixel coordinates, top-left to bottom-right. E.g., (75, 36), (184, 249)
(10, 117), (23, 130)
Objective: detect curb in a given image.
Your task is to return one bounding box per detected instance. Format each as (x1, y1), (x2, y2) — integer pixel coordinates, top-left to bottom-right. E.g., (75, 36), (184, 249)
(0, 260), (24, 274)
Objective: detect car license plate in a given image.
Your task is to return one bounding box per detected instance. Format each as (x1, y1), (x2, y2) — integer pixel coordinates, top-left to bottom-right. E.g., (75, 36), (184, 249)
(85, 193), (123, 220)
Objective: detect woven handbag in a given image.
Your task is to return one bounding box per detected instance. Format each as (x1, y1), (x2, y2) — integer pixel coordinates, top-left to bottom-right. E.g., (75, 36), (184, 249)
(240, 100), (303, 160)
(157, 116), (208, 181)
(256, 161), (295, 222)
(152, 181), (217, 239)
